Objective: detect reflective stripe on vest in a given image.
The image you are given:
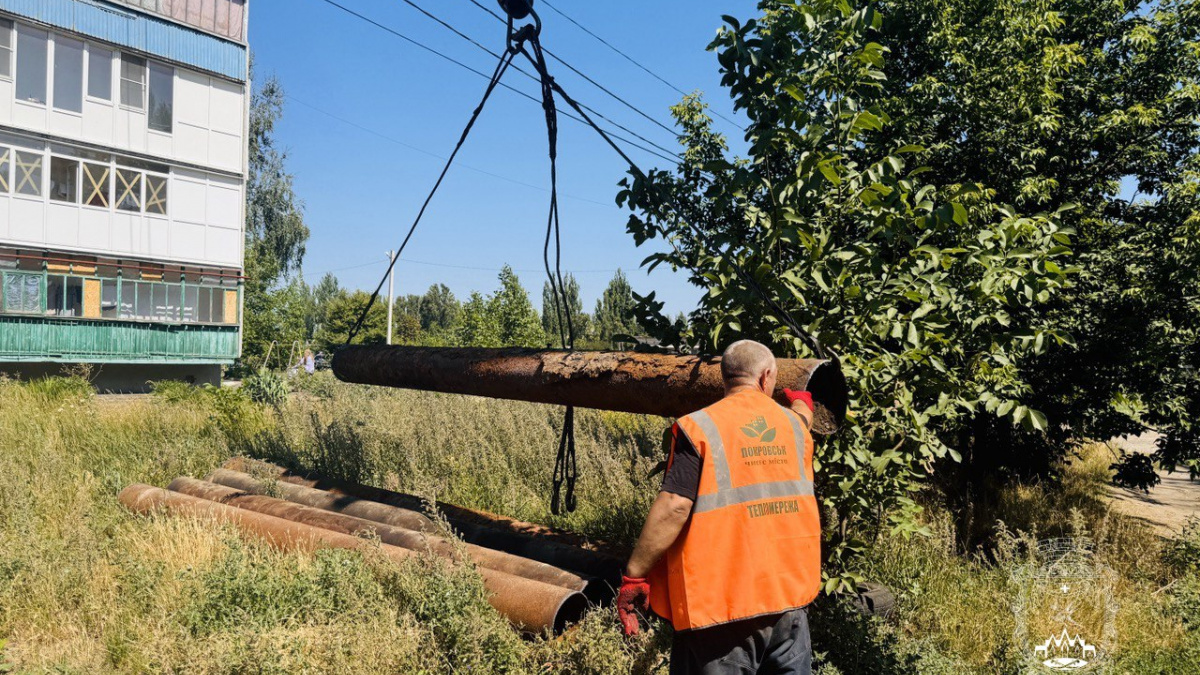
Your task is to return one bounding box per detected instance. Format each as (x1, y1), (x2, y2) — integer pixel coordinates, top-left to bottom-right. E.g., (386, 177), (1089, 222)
(683, 408), (814, 514)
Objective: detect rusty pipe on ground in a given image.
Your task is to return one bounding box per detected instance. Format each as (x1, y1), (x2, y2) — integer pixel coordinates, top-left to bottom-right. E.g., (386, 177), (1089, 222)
(211, 464), (623, 591)
(119, 484), (587, 634)
(221, 457), (625, 557)
(168, 477), (588, 593)
(332, 346), (848, 434)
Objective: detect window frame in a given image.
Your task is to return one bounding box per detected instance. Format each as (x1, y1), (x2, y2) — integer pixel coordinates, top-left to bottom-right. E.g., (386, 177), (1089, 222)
(0, 18), (13, 81)
(51, 34), (84, 115)
(147, 61), (174, 134)
(119, 53), (146, 111)
(86, 44), (113, 102)
(48, 154), (80, 204)
(14, 24), (48, 106)
(12, 148), (44, 199)
(0, 145), (11, 194)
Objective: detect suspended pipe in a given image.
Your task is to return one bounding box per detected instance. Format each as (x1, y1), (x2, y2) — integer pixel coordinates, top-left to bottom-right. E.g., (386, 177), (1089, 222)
(118, 484), (587, 634)
(210, 464), (623, 588)
(332, 346), (848, 434)
(168, 477), (588, 593)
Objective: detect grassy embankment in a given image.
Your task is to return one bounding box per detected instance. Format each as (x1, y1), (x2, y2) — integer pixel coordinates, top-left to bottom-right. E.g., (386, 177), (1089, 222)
(0, 371), (1196, 673)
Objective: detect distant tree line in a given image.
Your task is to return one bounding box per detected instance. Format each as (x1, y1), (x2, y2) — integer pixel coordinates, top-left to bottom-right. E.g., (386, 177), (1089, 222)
(246, 266), (663, 362)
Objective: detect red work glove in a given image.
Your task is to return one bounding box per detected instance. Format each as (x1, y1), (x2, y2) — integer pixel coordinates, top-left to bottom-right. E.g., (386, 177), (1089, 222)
(783, 388), (813, 412)
(616, 575), (651, 637)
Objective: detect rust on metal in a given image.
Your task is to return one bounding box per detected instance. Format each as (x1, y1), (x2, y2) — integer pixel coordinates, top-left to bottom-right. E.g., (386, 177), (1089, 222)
(119, 484), (587, 633)
(332, 346), (848, 433)
(168, 476), (588, 593)
(219, 458), (624, 586)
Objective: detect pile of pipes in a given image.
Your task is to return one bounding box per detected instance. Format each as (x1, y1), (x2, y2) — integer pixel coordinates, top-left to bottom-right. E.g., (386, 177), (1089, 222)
(119, 458), (624, 634)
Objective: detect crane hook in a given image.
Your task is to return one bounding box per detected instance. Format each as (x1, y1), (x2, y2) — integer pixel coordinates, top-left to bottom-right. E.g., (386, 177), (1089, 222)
(497, 0), (534, 20)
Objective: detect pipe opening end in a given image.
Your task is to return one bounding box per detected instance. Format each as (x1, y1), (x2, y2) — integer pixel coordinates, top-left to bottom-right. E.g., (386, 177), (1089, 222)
(553, 592), (590, 634)
(807, 360), (848, 435)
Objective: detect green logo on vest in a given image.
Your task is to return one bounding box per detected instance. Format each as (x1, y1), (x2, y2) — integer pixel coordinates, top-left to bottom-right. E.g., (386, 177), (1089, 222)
(740, 416), (777, 443)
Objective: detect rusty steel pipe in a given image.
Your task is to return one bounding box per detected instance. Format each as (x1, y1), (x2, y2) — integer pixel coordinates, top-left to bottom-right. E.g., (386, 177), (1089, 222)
(168, 477), (588, 593)
(119, 484), (587, 634)
(221, 457), (624, 555)
(332, 346), (848, 433)
(218, 459), (624, 588)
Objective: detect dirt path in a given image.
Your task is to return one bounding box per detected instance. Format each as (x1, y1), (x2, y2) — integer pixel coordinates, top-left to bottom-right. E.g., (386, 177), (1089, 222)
(1105, 433), (1199, 537)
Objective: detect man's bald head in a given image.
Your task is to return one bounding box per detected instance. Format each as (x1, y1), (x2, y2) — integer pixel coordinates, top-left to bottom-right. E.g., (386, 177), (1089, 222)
(721, 340), (778, 394)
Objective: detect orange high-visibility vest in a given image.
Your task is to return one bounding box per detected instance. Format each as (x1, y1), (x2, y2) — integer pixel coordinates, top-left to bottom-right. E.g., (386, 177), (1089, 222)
(648, 389), (820, 631)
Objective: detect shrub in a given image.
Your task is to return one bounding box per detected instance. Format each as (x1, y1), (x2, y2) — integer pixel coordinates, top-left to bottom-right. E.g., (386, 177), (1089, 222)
(242, 369), (288, 407)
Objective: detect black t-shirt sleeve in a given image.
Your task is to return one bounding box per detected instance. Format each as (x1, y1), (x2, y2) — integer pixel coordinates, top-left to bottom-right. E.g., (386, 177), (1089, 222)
(660, 423), (701, 501)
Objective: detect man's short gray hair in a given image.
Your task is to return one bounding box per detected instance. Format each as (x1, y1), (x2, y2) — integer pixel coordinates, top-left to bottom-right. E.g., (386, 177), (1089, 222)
(721, 340), (776, 384)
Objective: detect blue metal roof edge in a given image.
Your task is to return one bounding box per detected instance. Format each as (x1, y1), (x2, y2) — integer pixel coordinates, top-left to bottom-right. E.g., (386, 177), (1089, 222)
(0, 0), (247, 82)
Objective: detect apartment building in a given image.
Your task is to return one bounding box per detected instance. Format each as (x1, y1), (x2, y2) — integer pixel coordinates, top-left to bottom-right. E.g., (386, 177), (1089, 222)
(0, 0), (248, 389)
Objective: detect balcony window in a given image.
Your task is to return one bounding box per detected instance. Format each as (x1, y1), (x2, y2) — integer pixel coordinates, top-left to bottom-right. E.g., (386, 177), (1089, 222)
(49, 157), (79, 203)
(115, 168), (142, 212)
(120, 54), (146, 110)
(47, 275), (83, 317)
(2, 271), (41, 314)
(0, 19), (12, 79)
(145, 174), (168, 215)
(148, 63), (173, 133)
(16, 26), (47, 104)
(101, 279), (118, 319)
(87, 47), (112, 101)
(53, 37), (84, 113)
(0, 147), (9, 193)
(14, 151), (42, 197)
(83, 163), (110, 207)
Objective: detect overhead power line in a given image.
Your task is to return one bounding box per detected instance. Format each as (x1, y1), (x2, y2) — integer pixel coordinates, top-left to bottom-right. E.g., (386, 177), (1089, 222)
(463, 0), (682, 139)
(539, 0), (747, 132)
(306, 256), (620, 280)
(396, 0), (682, 161)
(285, 94), (613, 207)
(312, 0), (679, 165)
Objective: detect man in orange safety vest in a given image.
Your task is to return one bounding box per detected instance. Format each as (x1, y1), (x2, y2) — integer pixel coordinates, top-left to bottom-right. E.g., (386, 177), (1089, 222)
(618, 339), (820, 675)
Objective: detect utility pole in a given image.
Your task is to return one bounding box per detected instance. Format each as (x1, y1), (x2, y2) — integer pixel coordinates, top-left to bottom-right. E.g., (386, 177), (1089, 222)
(386, 250), (395, 345)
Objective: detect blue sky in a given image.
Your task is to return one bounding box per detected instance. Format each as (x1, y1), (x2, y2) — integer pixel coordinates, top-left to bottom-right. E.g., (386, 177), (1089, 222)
(248, 0), (758, 315)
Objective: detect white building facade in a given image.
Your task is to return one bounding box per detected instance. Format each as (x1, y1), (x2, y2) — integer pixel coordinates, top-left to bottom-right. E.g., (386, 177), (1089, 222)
(0, 0), (248, 388)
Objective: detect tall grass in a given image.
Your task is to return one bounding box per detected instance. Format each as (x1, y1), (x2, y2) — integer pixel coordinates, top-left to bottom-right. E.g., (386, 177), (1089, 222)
(0, 371), (1195, 673)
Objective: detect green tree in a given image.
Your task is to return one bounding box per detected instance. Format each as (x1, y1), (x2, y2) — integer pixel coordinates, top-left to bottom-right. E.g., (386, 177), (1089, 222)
(241, 72), (310, 367)
(314, 290), (387, 351)
(492, 266), (545, 347)
(455, 267), (545, 348)
(593, 270), (642, 342)
(456, 292), (502, 348)
(866, 0), (1200, 483)
(419, 284), (461, 332)
(395, 313), (422, 344)
(619, 0), (1072, 582)
(309, 272), (341, 339)
(541, 273), (591, 345)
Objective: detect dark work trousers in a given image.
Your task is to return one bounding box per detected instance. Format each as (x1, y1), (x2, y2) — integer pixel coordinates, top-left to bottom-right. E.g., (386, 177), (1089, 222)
(669, 608), (812, 675)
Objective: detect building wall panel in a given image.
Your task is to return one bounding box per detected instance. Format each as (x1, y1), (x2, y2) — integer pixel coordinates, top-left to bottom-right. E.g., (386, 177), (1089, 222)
(45, 202), (79, 246)
(0, 0), (247, 81)
(9, 197), (43, 242)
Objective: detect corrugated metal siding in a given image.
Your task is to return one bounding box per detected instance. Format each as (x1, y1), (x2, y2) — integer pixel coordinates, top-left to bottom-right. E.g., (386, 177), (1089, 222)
(0, 316), (239, 363)
(0, 0), (247, 81)
(109, 0), (247, 44)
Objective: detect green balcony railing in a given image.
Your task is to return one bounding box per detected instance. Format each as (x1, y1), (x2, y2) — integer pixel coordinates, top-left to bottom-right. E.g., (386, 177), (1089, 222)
(0, 315), (240, 363)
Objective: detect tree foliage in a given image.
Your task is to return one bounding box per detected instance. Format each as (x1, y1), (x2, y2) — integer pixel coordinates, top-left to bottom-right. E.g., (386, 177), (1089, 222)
(315, 291), (388, 350)
(593, 270), (643, 342)
(241, 72), (311, 367)
(542, 273), (591, 345)
(619, 0), (1074, 583)
(456, 266), (545, 348)
(868, 0), (1200, 481)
